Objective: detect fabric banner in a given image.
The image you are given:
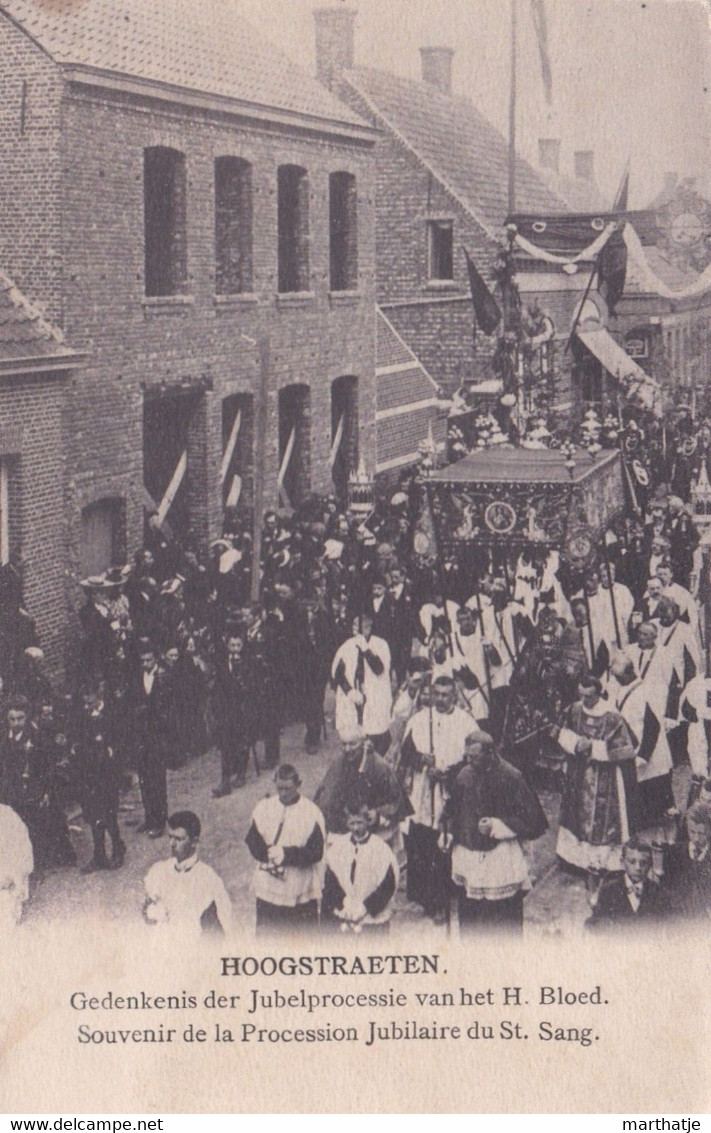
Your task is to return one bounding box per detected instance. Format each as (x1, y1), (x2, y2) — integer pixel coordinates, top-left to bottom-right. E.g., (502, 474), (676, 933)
(425, 456), (624, 549)
(329, 413), (345, 471)
(219, 408), (242, 485)
(513, 222), (617, 266)
(530, 0), (553, 103)
(156, 449), (187, 527)
(576, 327), (663, 414)
(412, 487), (438, 559)
(623, 223), (711, 300)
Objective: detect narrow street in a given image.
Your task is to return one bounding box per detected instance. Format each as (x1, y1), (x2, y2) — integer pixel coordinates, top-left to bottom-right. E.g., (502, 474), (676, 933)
(25, 695), (688, 939)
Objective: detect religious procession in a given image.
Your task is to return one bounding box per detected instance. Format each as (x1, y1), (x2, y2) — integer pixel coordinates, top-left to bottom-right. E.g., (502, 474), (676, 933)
(3, 416), (711, 940)
(0, 0), (710, 941)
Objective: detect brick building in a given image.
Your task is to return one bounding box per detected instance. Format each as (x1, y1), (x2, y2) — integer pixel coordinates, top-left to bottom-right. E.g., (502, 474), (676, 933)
(375, 309), (447, 480)
(0, 0), (378, 669)
(510, 182), (711, 421)
(611, 181), (711, 409)
(0, 273), (84, 670)
(313, 6), (569, 402)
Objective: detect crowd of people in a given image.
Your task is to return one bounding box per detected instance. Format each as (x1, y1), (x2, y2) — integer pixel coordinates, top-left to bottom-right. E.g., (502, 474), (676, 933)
(1, 463), (711, 935)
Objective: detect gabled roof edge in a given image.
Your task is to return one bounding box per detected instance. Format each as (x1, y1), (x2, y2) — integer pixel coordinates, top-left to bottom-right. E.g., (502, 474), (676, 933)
(343, 73), (497, 242)
(376, 306), (441, 392)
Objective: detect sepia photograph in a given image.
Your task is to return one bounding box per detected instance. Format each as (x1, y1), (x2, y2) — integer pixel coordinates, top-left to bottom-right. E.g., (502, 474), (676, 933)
(0, 0), (710, 1115)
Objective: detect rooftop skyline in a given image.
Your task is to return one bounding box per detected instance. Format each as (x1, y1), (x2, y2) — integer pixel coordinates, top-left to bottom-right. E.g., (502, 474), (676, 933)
(236, 0), (711, 208)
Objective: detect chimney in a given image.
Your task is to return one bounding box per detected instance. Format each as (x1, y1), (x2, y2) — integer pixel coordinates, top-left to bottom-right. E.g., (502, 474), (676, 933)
(574, 150), (595, 182)
(420, 46), (454, 96)
(538, 138), (560, 174)
(314, 7), (357, 91)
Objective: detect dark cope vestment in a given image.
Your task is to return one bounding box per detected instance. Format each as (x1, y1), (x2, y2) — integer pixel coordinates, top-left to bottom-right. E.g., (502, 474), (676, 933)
(446, 757), (547, 924)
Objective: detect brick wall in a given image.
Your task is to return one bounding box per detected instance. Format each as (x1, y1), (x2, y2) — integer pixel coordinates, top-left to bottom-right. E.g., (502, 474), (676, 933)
(0, 372), (68, 675)
(0, 18), (64, 324)
(376, 406), (447, 473)
(0, 15), (379, 671)
(56, 84), (376, 646)
(335, 82), (498, 394)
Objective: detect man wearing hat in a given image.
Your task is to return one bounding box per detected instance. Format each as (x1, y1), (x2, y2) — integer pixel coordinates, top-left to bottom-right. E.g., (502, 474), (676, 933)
(78, 575), (117, 679)
(386, 565), (416, 686)
(444, 729), (547, 933)
(15, 647), (52, 715)
(73, 681), (126, 872)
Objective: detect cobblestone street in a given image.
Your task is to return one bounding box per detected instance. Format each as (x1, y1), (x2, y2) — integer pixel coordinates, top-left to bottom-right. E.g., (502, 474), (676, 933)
(25, 691), (665, 940)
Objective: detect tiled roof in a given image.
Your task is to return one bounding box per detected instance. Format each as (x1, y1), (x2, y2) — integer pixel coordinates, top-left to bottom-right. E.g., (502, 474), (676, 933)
(540, 171), (608, 213)
(0, 0), (367, 131)
(0, 272), (75, 362)
(345, 66), (567, 232)
(376, 309), (440, 412)
(625, 246), (703, 294)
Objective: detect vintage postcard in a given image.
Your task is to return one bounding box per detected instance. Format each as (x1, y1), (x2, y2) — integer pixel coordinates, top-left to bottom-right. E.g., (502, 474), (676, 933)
(0, 0), (710, 1116)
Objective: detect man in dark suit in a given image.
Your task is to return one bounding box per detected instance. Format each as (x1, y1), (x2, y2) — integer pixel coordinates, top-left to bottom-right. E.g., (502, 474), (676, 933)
(211, 628), (254, 797)
(78, 578), (117, 681)
(73, 682), (126, 872)
(366, 579), (394, 645)
(293, 596), (337, 754)
(130, 640), (170, 837)
(587, 837), (671, 930)
(386, 565), (415, 685)
(665, 802), (711, 923)
(0, 695), (75, 870)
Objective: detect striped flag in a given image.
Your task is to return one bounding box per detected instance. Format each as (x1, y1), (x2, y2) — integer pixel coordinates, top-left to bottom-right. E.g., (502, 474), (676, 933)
(612, 164), (630, 212)
(413, 488), (438, 561)
(530, 0), (553, 104)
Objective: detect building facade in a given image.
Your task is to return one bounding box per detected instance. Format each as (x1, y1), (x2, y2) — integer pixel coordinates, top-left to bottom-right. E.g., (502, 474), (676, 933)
(0, 0), (379, 668)
(313, 6), (570, 403)
(0, 274), (84, 671)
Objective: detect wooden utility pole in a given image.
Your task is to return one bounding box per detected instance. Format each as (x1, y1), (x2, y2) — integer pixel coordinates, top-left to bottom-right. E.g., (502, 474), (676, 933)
(508, 0), (518, 214)
(250, 336), (270, 602)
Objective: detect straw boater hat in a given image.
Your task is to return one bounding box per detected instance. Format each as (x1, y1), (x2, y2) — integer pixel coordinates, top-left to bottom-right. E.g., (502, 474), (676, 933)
(102, 566), (129, 588)
(78, 575), (110, 592)
(160, 575), (186, 596)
